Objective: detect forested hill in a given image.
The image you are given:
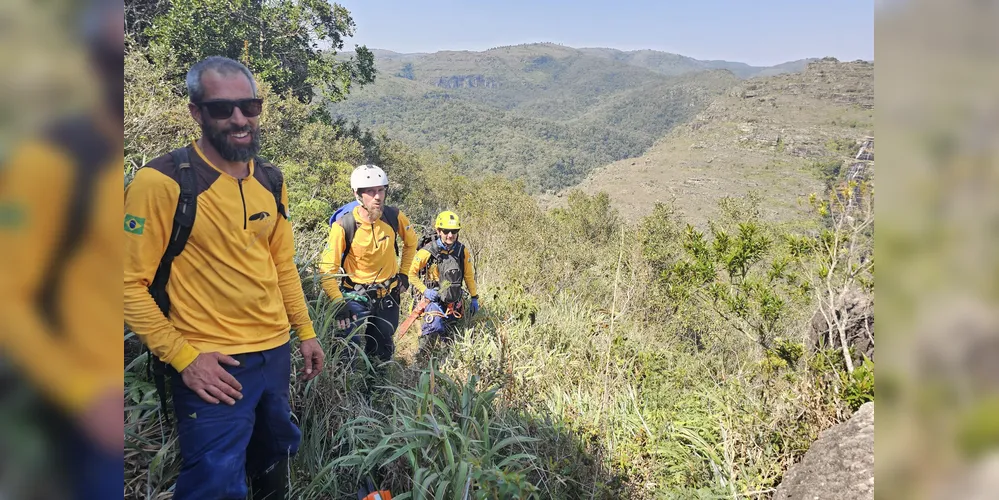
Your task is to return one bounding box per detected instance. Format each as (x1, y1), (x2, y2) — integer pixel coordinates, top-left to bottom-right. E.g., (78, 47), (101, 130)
(328, 43), (813, 191)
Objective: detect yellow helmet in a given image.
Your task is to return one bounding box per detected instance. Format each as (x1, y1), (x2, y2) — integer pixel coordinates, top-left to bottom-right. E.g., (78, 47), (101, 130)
(434, 211), (461, 230)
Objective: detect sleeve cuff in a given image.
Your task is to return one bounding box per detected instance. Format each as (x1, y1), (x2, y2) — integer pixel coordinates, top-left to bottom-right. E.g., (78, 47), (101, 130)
(168, 343), (201, 372)
(321, 280), (343, 301)
(59, 373), (103, 415)
(296, 323), (317, 341)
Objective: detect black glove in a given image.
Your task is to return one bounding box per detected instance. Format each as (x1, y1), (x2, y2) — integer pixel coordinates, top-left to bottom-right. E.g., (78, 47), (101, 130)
(396, 273), (409, 292)
(334, 304), (351, 323)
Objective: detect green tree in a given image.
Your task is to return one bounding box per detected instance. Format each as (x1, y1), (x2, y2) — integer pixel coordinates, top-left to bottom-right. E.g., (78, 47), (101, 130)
(135, 0), (375, 103)
(791, 181), (874, 373)
(396, 62), (415, 80)
(665, 202), (806, 352)
(551, 191), (619, 245)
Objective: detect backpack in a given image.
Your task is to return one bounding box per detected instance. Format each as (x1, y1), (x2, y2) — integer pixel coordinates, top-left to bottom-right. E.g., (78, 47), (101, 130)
(425, 241), (466, 305)
(331, 201), (401, 271)
(37, 115), (115, 329)
(0, 115), (114, 449)
(416, 227), (436, 252)
(143, 146), (287, 425)
(328, 200), (359, 226)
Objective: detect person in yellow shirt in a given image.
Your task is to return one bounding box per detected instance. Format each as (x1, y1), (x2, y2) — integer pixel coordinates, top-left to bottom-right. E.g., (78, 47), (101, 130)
(124, 56), (323, 500)
(0, 1), (124, 498)
(319, 165), (418, 363)
(407, 211), (479, 350)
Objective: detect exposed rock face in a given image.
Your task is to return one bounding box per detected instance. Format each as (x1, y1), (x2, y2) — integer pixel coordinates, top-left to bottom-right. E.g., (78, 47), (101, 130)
(809, 288), (874, 365)
(435, 75), (499, 89)
(773, 402), (874, 500)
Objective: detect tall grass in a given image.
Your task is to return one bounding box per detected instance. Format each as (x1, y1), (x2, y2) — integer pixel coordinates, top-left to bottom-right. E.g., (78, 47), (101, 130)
(122, 192), (857, 499)
(118, 31), (869, 498)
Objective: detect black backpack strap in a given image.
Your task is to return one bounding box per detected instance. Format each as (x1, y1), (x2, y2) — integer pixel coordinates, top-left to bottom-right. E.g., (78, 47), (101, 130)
(338, 209), (358, 270)
(426, 241), (440, 261)
(445, 242), (465, 277)
(455, 242), (466, 267)
(339, 206), (403, 270)
(255, 156), (287, 219)
(144, 146), (198, 428)
(38, 116), (112, 331)
(149, 148), (197, 315)
(382, 206), (401, 257)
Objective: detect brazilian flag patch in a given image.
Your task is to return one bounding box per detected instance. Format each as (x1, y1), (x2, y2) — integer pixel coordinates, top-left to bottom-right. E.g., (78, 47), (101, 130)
(0, 203), (24, 228)
(124, 214), (145, 235)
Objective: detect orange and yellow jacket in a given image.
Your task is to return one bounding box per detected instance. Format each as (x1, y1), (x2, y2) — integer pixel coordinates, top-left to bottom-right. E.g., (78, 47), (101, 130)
(0, 114), (123, 415)
(318, 205), (418, 301)
(407, 241), (478, 298)
(124, 141), (315, 373)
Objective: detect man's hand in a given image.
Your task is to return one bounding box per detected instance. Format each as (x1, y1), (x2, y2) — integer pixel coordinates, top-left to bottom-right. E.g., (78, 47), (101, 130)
(396, 273), (409, 292)
(299, 338), (325, 381)
(78, 386), (124, 455)
(334, 302), (355, 330)
(180, 352), (243, 405)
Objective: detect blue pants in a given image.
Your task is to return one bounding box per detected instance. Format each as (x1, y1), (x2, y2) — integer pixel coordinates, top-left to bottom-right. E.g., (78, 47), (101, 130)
(421, 301), (462, 338)
(170, 342), (300, 500)
(343, 294), (400, 362)
(64, 421), (123, 500)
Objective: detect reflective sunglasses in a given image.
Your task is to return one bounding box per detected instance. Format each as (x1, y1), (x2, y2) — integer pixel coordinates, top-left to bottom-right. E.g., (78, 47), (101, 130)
(440, 228), (459, 235)
(195, 98), (264, 120)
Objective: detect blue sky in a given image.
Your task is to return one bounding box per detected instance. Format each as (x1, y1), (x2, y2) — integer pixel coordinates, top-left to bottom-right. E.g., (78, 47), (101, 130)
(334, 0), (874, 66)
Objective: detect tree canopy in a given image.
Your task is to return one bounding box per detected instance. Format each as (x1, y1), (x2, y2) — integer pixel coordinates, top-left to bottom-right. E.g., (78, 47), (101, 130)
(126, 0), (375, 103)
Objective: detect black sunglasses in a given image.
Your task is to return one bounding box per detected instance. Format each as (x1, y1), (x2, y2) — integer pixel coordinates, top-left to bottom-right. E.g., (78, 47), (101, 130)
(439, 228), (459, 235)
(195, 98), (264, 120)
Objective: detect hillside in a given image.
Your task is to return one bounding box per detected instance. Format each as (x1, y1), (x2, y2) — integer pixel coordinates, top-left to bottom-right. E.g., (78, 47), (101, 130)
(328, 44), (786, 190)
(555, 58), (874, 225)
(577, 47), (817, 78)
(117, 3), (877, 497)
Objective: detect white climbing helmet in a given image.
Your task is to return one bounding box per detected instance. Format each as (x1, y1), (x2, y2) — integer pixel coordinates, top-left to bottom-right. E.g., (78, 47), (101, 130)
(350, 164), (389, 192)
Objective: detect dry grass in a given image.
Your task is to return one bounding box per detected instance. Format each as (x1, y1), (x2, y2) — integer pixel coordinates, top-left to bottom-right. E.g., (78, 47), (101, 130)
(551, 59), (874, 227)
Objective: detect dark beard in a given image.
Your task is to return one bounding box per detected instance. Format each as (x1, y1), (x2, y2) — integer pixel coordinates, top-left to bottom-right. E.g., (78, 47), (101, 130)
(203, 121), (261, 162)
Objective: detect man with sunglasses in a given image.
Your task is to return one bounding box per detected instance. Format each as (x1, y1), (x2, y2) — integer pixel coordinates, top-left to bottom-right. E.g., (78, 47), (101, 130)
(319, 164), (418, 364)
(407, 211), (479, 350)
(124, 56), (323, 500)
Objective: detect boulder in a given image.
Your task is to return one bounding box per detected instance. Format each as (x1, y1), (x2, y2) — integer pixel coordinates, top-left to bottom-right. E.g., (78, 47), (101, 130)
(773, 402), (874, 500)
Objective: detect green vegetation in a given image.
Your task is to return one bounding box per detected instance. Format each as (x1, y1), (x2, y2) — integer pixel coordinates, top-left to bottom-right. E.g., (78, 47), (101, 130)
(328, 47), (739, 191)
(813, 158), (845, 185)
(129, 0), (375, 103)
(577, 47), (816, 78)
(825, 137), (858, 157)
(116, 3), (874, 498)
(566, 58), (874, 225)
(841, 359), (875, 411)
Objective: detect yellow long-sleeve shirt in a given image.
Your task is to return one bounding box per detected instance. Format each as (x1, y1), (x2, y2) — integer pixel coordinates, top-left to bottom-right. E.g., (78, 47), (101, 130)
(0, 114), (123, 414)
(318, 205), (418, 301)
(407, 242), (478, 297)
(124, 141), (315, 373)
